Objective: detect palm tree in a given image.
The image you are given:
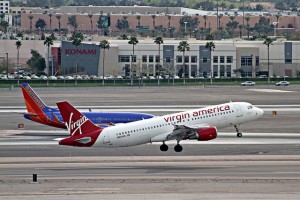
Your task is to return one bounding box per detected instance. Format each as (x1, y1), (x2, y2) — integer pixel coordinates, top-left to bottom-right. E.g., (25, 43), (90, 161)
(99, 40), (110, 86)
(203, 15), (207, 29)
(48, 13), (53, 31)
(245, 16), (250, 39)
(28, 15), (34, 32)
(177, 41), (190, 85)
(56, 15), (61, 33)
(263, 37), (275, 83)
(15, 40), (22, 69)
(128, 36), (139, 85)
(151, 14), (156, 29)
(151, 15), (156, 37)
(167, 15), (172, 28)
(154, 36), (163, 84)
(136, 15), (141, 26)
(88, 13), (93, 32)
(44, 37), (54, 76)
(72, 34), (83, 85)
(205, 41), (215, 84)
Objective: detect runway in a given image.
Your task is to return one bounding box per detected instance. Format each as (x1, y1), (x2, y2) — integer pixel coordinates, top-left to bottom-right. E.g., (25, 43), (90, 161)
(1, 86), (300, 199)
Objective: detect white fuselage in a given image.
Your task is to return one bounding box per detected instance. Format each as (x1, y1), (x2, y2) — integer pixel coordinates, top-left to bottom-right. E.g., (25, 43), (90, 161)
(93, 102), (263, 148)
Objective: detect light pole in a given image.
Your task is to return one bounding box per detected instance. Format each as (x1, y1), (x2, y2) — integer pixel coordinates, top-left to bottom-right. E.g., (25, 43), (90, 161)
(273, 22), (278, 37)
(184, 21), (187, 37)
(6, 53), (8, 79)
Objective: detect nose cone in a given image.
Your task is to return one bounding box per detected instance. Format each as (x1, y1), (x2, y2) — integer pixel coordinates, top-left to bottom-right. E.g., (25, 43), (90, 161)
(256, 107), (264, 117)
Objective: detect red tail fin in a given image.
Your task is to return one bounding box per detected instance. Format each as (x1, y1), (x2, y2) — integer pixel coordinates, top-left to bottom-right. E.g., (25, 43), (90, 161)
(57, 101), (102, 136)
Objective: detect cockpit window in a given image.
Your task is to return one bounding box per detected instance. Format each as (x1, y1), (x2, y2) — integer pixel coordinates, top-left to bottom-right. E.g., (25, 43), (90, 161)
(247, 105), (253, 109)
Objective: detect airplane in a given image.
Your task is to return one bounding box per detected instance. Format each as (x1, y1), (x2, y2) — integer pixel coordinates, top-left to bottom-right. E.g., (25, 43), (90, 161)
(20, 83), (154, 129)
(56, 100), (264, 152)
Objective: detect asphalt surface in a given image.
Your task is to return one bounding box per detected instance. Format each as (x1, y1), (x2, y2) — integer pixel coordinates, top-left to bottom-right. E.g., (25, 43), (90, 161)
(1, 85), (300, 199)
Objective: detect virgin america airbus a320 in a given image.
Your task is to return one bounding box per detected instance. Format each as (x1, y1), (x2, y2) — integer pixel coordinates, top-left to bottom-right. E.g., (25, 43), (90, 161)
(55, 101), (263, 152)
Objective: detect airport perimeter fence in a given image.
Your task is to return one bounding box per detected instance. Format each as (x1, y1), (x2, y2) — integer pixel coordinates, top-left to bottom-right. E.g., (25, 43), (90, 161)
(0, 77), (298, 88)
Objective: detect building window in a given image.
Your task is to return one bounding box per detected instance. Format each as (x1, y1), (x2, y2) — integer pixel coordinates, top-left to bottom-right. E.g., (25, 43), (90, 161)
(191, 56), (197, 63)
(227, 56), (233, 63)
(142, 55), (147, 63)
(165, 57), (171, 63)
(176, 56), (182, 63)
(285, 58), (292, 64)
(255, 56), (259, 66)
(220, 56), (225, 63)
(132, 55), (137, 62)
(203, 57), (208, 63)
(184, 56), (189, 63)
(155, 55), (160, 62)
(118, 55), (130, 62)
(241, 56), (252, 66)
(149, 55), (154, 63)
(213, 56), (218, 63)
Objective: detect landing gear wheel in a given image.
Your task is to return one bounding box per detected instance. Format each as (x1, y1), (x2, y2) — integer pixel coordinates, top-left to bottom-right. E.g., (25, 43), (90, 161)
(237, 132), (242, 138)
(174, 144), (183, 152)
(234, 125), (243, 138)
(160, 143), (168, 152)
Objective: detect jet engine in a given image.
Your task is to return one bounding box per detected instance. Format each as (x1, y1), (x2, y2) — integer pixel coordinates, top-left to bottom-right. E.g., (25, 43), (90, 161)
(185, 126), (217, 141)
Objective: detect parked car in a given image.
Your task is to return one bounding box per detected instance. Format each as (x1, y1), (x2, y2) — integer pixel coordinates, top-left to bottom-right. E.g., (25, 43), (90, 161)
(48, 76), (57, 80)
(276, 81), (290, 86)
(0, 75), (8, 80)
(241, 81), (255, 86)
(40, 75), (48, 80)
(30, 75), (39, 79)
(23, 76), (31, 80)
(73, 75), (82, 80)
(81, 75), (90, 80)
(65, 76), (74, 80)
(56, 76), (65, 80)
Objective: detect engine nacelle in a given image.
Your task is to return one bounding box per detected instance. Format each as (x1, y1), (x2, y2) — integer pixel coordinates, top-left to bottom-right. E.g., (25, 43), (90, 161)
(186, 127), (217, 141)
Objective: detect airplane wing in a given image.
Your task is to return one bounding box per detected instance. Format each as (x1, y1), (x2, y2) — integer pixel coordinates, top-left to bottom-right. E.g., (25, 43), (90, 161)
(166, 123), (211, 140)
(151, 123), (212, 142)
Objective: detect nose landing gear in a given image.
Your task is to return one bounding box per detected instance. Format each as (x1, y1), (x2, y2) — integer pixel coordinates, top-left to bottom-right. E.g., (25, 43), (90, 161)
(234, 125), (243, 137)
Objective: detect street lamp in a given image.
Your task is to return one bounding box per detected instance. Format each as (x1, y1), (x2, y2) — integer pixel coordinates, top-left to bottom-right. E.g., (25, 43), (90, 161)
(184, 21), (187, 36)
(6, 53), (8, 79)
(273, 22), (278, 37)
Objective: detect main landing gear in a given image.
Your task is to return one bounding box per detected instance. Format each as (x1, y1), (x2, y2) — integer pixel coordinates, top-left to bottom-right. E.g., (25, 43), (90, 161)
(234, 125), (243, 137)
(159, 142), (183, 152)
(160, 142), (168, 152)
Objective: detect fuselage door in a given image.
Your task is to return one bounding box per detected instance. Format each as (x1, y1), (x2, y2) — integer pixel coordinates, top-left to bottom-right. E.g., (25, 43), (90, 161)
(103, 130), (110, 144)
(234, 104), (243, 117)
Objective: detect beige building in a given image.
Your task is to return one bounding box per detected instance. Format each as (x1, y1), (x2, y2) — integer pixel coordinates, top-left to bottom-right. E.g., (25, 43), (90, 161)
(2, 37), (299, 78)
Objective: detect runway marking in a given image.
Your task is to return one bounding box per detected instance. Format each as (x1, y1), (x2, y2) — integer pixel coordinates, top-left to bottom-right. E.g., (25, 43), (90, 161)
(247, 89), (295, 93)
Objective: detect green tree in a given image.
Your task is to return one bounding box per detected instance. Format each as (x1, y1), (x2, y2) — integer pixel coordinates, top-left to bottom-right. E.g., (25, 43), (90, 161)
(263, 37), (275, 83)
(119, 34), (128, 40)
(27, 50), (46, 74)
(99, 40), (110, 86)
(44, 37), (54, 75)
(68, 15), (77, 30)
(128, 36), (138, 85)
(154, 36), (163, 84)
(245, 16), (250, 39)
(177, 41), (190, 84)
(254, 17), (273, 36)
(15, 40), (22, 69)
(0, 21), (9, 33)
(35, 18), (46, 29)
(179, 16), (199, 37)
(205, 41), (215, 83)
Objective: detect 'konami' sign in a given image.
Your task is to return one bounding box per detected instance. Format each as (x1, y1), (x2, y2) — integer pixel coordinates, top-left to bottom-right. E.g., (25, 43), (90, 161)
(65, 49), (97, 55)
